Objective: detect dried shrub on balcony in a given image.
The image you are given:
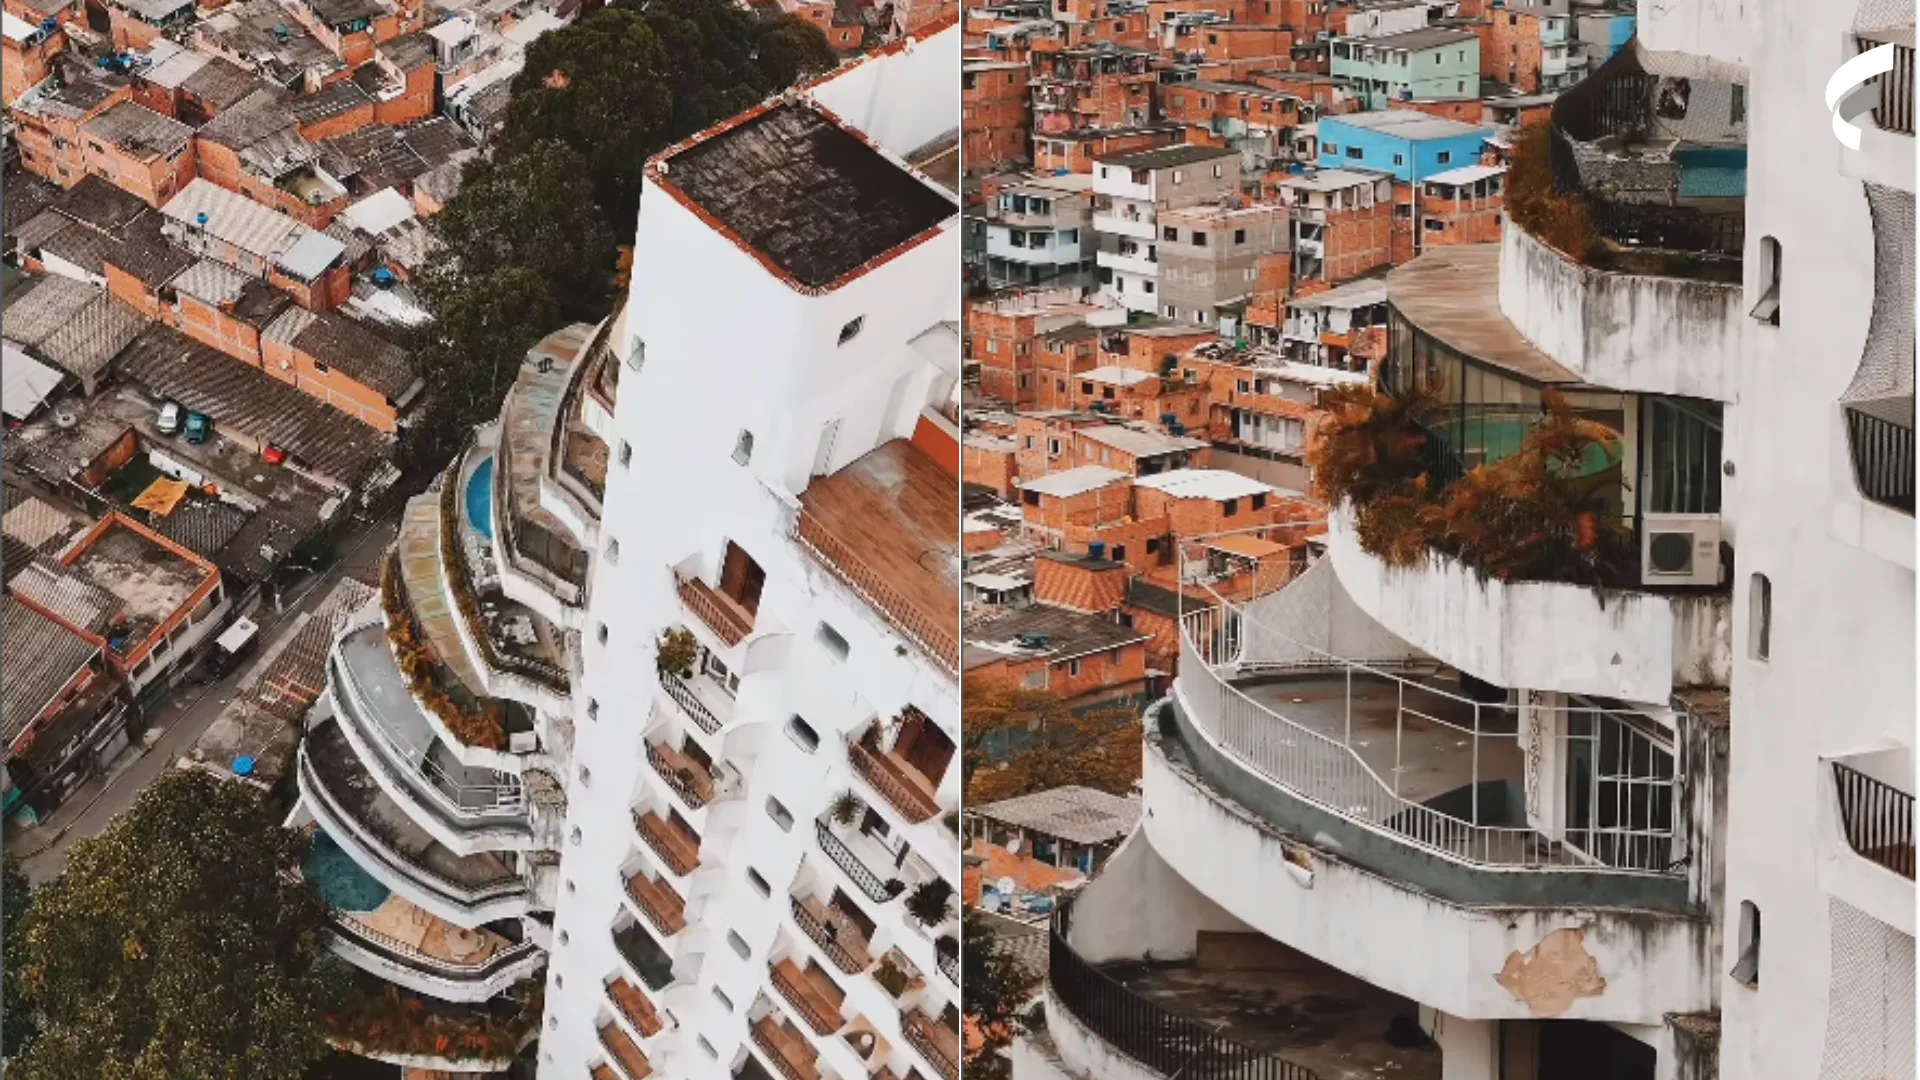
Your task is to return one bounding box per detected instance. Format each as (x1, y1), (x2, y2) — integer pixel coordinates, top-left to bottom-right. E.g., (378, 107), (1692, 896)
(656, 628), (699, 679)
(828, 790), (863, 827)
(436, 476), (568, 695)
(873, 953), (914, 998)
(1505, 121), (1601, 266)
(324, 979), (541, 1062)
(381, 557), (508, 750)
(905, 878), (955, 928)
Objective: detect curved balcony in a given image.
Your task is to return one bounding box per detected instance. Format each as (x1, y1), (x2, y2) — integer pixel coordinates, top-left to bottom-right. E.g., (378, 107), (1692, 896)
(658, 666), (731, 737)
(492, 326), (594, 622)
(790, 893), (875, 975)
(1839, 26), (1915, 192)
(541, 316), (610, 545)
(600, 1021), (654, 1080)
(815, 818), (905, 905)
(752, 1013), (828, 1080)
(624, 868), (689, 938)
(613, 920), (677, 993)
(771, 957), (848, 1036)
(899, 1008), (958, 1080)
(327, 911), (545, 1003)
(646, 737), (730, 812)
(847, 728), (943, 824)
(326, 975), (534, 1074)
(328, 627), (535, 856)
(606, 975), (667, 1041)
(634, 809), (703, 877)
(297, 719), (532, 929)
(1326, 503), (1729, 703)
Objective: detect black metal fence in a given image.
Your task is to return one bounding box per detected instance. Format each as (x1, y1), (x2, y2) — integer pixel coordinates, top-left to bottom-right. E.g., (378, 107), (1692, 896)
(1845, 407), (1916, 513)
(814, 818), (896, 904)
(1047, 900), (1321, 1080)
(1833, 762), (1915, 880)
(1862, 36), (1915, 135)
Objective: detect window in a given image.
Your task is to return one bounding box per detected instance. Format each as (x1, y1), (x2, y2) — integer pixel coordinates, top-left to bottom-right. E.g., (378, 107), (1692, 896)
(765, 797), (794, 831)
(1251, 492), (1267, 510)
(588, 698), (599, 720)
(733, 429), (754, 465)
(786, 716), (821, 752)
(1752, 236), (1781, 325)
(1142, 281), (1154, 294)
(596, 623), (609, 645)
(604, 537), (620, 563)
(1234, 229), (1247, 244)
(1749, 574), (1771, 661)
(618, 440), (632, 467)
(1222, 498), (1239, 517)
(569, 826), (582, 846)
(699, 1036), (719, 1059)
(838, 316), (864, 344)
(728, 931), (751, 959)
(1730, 83), (1746, 124)
(1437, 151), (1453, 164)
(1392, 153), (1404, 166)
(1211, 164), (1224, 178)
(1731, 901), (1760, 985)
(1323, 142), (1338, 154)
(712, 987), (734, 1011)
(1345, 146), (1363, 159)
(578, 766), (592, 787)
(817, 622), (850, 660)
(747, 868), (771, 895)
(1022, 668), (1047, 690)
(1172, 169), (1185, 183)
(1163, 226), (1178, 241)
(312, 361), (330, 374)
(1067, 658), (1081, 677)
(1193, 232), (1208, 247)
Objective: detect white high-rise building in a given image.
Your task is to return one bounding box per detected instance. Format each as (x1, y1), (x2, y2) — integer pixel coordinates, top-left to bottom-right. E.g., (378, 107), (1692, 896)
(290, 20), (963, 1079)
(1014, 5), (1913, 1080)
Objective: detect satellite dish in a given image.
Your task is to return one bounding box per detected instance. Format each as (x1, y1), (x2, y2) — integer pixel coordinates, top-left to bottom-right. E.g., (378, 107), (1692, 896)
(995, 876), (1017, 896)
(1005, 835), (1022, 855)
(53, 411), (78, 429)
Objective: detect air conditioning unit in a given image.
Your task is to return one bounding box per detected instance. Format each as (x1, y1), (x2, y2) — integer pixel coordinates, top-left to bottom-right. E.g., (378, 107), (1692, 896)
(1641, 512), (1723, 587)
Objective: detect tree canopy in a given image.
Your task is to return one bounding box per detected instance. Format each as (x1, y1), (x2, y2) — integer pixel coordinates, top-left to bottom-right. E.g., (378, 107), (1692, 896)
(404, 0), (838, 467)
(4, 856), (35, 1058)
(962, 677), (1143, 805)
(961, 906), (1040, 1080)
(11, 770), (342, 1080)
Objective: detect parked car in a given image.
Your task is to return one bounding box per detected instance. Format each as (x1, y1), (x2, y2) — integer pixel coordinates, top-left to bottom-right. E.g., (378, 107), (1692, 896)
(183, 411), (211, 445)
(157, 400), (183, 435)
(205, 617), (260, 679)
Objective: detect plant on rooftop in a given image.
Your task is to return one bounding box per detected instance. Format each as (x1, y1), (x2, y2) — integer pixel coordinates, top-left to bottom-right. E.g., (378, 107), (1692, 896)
(11, 771), (344, 1080)
(904, 878), (955, 928)
(656, 628), (699, 679)
(324, 978), (541, 1063)
(828, 790), (863, 828)
(437, 473), (568, 694)
(1504, 120), (1603, 266)
(382, 555), (509, 750)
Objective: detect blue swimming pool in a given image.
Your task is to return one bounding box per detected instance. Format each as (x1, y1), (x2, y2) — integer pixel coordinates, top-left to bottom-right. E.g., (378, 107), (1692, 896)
(304, 829), (390, 913)
(466, 456), (495, 541)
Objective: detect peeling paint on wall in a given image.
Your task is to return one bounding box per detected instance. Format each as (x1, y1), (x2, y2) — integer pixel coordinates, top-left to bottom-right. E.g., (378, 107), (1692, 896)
(1495, 927), (1608, 1016)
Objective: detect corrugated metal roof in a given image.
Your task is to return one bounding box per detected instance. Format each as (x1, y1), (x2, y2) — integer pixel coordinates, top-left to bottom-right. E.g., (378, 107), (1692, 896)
(35, 291), (146, 381)
(971, 785), (1143, 845)
(170, 258), (252, 304)
(2, 274), (101, 349)
(1, 596), (100, 747)
(160, 178), (303, 262)
(274, 229), (345, 281)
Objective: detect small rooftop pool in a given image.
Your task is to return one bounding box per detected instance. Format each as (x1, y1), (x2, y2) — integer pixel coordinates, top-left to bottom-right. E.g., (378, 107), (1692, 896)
(466, 456), (495, 541)
(304, 829), (390, 913)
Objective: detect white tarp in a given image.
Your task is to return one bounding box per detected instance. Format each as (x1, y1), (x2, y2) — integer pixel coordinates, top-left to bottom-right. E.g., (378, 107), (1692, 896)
(2, 342), (65, 420)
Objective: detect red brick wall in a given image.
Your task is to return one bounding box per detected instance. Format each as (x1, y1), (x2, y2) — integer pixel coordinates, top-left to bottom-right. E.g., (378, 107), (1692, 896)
(1420, 184), (1503, 246)
(964, 443), (1017, 499)
(175, 294), (263, 365)
(1390, 98), (1483, 123)
(1484, 9), (1545, 92)
(1021, 477), (1133, 534)
(963, 64), (1030, 173)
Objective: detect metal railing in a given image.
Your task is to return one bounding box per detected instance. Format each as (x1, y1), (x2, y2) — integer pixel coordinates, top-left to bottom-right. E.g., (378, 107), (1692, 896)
(436, 471), (572, 696)
(1845, 407), (1916, 513)
(606, 977), (666, 1038)
(635, 812), (700, 877)
(750, 1018), (817, 1080)
(492, 415), (588, 600)
(770, 962), (843, 1036)
(936, 943), (959, 987)
(626, 872), (688, 936)
(814, 818), (897, 904)
(549, 317), (610, 509)
(646, 741), (712, 809)
(659, 669), (723, 735)
(330, 911), (543, 983)
(1178, 598), (1684, 873)
(1860, 34), (1915, 135)
(599, 1021), (652, 1080)
(1048, 898), (1320, 1080)
(792, 509), (959, 674)
(677, 575), (754, 646)
(899, 1009), (959, 1080)
(1833, 762), (1915, 879)
(789, 896), (871, 975)
(847, 737), (941, 823)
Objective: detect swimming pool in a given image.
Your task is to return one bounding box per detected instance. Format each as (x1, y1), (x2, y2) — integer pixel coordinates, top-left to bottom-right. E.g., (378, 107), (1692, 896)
(465, 456), (495, 541)
(304, 829), (390, 913)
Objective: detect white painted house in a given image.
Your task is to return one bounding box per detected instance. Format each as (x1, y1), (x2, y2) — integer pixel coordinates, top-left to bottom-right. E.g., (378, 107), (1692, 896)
(1017, 3), (1914, 1080)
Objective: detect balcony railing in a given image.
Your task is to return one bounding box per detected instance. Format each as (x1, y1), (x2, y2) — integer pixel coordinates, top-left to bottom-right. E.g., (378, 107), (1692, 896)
(1049, 897), (1320, 1080)
(751, 1016), (820, 1080)
(771, 960), (843, 1036)
(659, 669), (723, 735)
(815, 818), (898, 904)
(635, 811), (701, 877)
(1859, 31), (1915, 135)
(899, 1010), (959, 1080)
(935, 942), (959, 987)
(793, 509), (959, 674)
(1834, 762), (1915, 879)
(847, 737), (941, 824)
(790, 896), (872, 975)
(678, 575), (753, 646)
(600, 1021), (653, 1080)
(626, 872), (689, 936)
(329, 912), (543, 987)
(607, 976), (666, 1038)
(647, 741), (714, 809)
(1845, 407), (1916, 513)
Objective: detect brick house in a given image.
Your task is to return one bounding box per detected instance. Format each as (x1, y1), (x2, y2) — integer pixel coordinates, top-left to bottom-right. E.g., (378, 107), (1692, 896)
(963, 601), (1152, 707)
(1031, 124), (1181, 174)
(158, 178), (351, 312)
(1418, 163), (1505, 246)
(78, 101), (196, 207)
(964, 60), (1030, 174)
(2, 12), (64, 106)
(1017, 464), (1132, 540)
(1273, 167), (1394, 295)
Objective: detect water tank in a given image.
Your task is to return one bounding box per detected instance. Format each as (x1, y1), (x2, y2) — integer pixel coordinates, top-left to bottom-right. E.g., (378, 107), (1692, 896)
(1088, 541), (1107, 560)
(232, 756), (256, 778)
(195, 212), (209, 227)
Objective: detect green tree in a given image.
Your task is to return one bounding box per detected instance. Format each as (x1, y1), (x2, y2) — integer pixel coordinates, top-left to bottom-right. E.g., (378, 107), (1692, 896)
(403, 267), (561, 466)
(4, 855), (36, 1057)
(13, 770), (342, 1080)
(962, 676), (1142, 805)
(961, 906), (1039, 1080)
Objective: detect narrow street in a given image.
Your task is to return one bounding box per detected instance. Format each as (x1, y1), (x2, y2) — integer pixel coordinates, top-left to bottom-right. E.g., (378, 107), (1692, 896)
(6, 505), (403, 885)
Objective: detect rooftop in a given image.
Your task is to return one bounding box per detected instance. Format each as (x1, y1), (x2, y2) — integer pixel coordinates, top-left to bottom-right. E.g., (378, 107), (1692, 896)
(2, 275), (146, 385)
(1078, 366), (1153, 387)
(82, 101), (192, 159)
(50, 175), (149, 233)
(656, 101), (956, 291)
(964, 602), (1149, 665)
(1320, 109), (1491, 141)
(1423, 164), (1506, 186)
(1340, 25), (1477, 52)
(970, 785), (1141, 845)
(1278, 167), (1391, 193)
(1095, 143), (1237, 170)
(1077, 423), (1209, 458)
(64, 515), (214, 640)
(1018, 464), (1128, 498)
(160, 178), (343, 273)
(1, 595), (100, 748)
(1133, 468), (1281, 501)
(1387, 244), (1574, 385)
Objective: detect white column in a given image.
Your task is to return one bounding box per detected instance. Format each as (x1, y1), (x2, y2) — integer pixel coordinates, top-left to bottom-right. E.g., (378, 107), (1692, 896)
(1520, 690), (1567, 840)
(1430, 1010), (1500, 1080)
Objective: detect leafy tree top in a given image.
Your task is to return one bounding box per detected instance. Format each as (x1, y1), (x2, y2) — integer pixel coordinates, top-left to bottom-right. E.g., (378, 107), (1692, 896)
(13, 770), (343, 1080)
(963, 676), (1142, 805)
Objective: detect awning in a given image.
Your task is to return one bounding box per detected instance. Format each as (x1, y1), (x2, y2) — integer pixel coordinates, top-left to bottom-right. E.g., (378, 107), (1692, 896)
(1202, 534), (1287, 559)
(2, 342), (65, 420)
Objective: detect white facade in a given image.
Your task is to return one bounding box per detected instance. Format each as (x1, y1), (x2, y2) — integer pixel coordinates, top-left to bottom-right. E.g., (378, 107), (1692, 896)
(537, 25), (965, 1080)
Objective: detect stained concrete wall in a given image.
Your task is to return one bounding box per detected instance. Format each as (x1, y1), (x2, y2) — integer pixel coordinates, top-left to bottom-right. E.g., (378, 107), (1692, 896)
(1497, 223), (1743, 402)
(1062, 821), (1252, 965)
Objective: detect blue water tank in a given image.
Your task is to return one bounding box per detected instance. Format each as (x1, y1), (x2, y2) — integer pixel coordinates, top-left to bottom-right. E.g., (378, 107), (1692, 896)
(372, 267), (394, 286)
(232, 756), (256, 778)
(1088, 541), (1107, 560)
(196, 212), (209, 226)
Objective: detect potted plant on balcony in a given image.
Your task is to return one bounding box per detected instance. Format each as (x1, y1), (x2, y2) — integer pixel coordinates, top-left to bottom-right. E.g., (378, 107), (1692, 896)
(828, 790), (862, 828)
(873, 953), (913, 999)
(656, 629), (698, 679)
(904, 879), (954, 928)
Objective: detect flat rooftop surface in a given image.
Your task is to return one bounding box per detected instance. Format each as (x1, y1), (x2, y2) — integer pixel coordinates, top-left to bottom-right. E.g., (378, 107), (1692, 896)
(1102, 956), (1442, 1080)
(798, 439), (959, 658)
(70, 519), (209, 631)
(1387, 245), (1576, 385)
(662, 102), (955, 289)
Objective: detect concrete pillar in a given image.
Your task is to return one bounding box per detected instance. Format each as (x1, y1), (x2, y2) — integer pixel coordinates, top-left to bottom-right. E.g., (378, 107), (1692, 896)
(1520, 690), (1567, 839)
(1431, 1009), (1500, 1080)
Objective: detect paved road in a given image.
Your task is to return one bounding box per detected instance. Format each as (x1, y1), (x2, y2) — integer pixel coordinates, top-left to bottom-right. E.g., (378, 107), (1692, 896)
(8, 507), (402, 884)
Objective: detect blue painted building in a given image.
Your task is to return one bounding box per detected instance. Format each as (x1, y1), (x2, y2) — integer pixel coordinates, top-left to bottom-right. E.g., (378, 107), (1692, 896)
(1315, 111), (1495, 185)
